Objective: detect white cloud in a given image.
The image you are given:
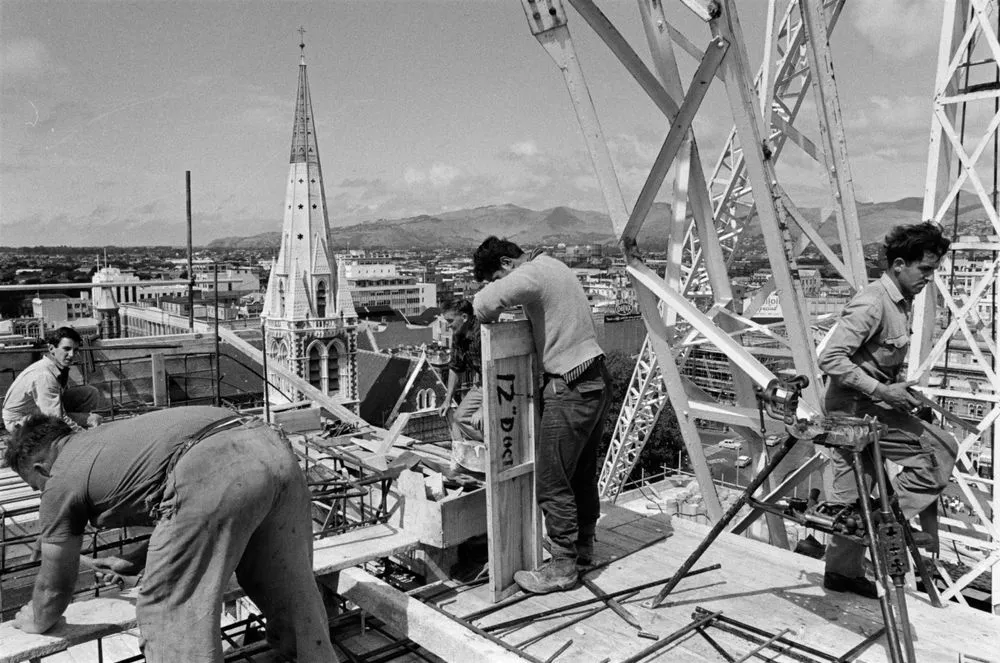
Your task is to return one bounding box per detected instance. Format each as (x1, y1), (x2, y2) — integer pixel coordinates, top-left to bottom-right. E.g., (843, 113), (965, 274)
(848, 0), (939, 60)
(508, 140), (538, 158)
(1, 38), (62, 82)
(404, 163), (461, 188)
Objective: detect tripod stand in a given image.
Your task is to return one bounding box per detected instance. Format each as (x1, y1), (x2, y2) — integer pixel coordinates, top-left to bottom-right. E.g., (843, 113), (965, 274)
(647, 376), (940, 663)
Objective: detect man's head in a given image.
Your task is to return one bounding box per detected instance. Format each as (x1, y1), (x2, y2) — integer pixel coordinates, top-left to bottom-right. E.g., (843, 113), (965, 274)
(3, 414), (72, 490)
(442, 299), (474, 334)
(473, 237), (524, 282)
(883, 223), (951, 299)
(45, 327), (83, 371)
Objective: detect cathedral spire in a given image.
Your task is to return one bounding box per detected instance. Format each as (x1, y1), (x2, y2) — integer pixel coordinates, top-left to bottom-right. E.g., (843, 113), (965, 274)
(261, 34), (357, 408)
(263, 33), (339, 321)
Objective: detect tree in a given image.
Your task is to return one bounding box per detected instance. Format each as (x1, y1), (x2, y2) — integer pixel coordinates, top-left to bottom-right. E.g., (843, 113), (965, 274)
(597, 350), (682, 485)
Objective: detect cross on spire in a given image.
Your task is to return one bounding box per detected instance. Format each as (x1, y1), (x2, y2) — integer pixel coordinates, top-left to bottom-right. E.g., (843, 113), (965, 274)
(298, 26), (306, 51)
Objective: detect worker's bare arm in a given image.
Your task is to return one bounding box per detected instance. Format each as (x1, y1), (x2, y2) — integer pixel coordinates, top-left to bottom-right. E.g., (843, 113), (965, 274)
(14, 537), (83, 633)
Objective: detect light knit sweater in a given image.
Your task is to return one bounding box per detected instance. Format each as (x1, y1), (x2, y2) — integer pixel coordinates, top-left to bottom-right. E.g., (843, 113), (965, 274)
(472, 253), (604, 375)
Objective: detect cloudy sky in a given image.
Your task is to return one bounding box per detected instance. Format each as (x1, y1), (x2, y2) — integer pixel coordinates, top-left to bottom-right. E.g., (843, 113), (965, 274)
(1, 0), (940, 246)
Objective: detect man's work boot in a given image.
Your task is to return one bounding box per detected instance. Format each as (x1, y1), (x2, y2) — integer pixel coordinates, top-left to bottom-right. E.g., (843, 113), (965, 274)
(576, 535), (595, 570)
(513, 556), (578, 594)
(823, 572), (878, 600)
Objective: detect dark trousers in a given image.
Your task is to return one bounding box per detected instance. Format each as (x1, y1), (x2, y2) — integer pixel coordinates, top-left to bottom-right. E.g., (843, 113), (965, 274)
(823, 392), (958, 577)
(537, 363), (611, 559)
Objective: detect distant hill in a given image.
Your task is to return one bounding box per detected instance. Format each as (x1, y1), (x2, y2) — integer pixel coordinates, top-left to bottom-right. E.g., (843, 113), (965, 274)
(207, 197), (991, 251)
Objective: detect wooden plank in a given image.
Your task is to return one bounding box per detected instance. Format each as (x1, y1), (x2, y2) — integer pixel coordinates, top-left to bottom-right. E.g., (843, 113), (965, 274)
(375, 412), (412, 454)
(482, 322), (541, 602)
(480, 320), (534, 361)
(150, 352), (166, 407)
(335, 567), (535, 662)
(312, 523), (420, 576)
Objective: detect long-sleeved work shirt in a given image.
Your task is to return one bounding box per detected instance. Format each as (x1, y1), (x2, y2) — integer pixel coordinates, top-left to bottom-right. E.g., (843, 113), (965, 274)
(819, 273), (912, 412)
(2, 355), (81, 431)
(472, 251), (603, 377)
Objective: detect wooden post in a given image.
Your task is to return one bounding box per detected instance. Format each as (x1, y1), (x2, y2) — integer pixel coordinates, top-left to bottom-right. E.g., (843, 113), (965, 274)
(482, 320), (541, 602)
(150, 352), (167, 407)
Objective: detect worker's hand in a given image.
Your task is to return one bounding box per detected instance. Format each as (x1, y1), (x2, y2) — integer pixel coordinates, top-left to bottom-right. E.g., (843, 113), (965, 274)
(87, 555), (140, 586)
(875, 380), (921, 411)
(471, 409), (483, 432)
(437, 403), (450, 418)
(85, 413), (104, 428)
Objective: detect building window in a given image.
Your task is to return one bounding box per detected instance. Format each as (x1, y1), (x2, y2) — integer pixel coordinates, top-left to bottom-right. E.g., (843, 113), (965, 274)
(316, 281), (327, 318)
(278, 281), (285, 317)
(328, 343), (341, 394)
(417, 388), (436, 410)
(308, 343), (324, 391)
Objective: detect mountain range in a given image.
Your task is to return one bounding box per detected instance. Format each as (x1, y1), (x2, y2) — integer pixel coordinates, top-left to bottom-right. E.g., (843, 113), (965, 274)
(208, 197), (994, 251)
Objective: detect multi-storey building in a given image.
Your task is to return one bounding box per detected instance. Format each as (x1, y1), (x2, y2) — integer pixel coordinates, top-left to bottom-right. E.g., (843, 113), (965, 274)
(342, 258), (436, 317)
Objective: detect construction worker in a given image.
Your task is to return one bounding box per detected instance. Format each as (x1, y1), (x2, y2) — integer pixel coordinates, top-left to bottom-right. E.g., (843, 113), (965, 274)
(5, 406), (338, 662)
(2, 326), (104, 432)
(472, 237), (610, 594)
(438, 298), (484, 443)
(819, 222), (958, 599)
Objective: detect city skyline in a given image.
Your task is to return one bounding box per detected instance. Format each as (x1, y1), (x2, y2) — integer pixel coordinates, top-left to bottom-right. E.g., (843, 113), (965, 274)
(2, 1), (940, 246)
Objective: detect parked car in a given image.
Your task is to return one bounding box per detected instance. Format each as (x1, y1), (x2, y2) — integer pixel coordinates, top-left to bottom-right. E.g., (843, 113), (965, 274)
(719, 439), (741, 450)
(735, 455), (752, 468)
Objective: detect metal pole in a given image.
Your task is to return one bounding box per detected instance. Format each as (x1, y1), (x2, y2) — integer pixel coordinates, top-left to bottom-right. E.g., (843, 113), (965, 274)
(261, 318), (271, 423)
(482, 564), (721, 632)
(213, 262), (221, 407)
(186, 171), (194, 331)
(649, 433), (800, 608)
(849, 450), (904, 663)
(618, 610), (722, 663)
(870, 439), (916, 661)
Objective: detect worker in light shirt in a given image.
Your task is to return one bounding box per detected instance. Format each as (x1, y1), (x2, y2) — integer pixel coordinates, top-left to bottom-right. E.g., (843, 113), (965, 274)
(472, 236), (610, 594)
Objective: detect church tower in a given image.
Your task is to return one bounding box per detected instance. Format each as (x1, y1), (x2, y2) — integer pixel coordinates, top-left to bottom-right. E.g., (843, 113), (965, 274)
(262, 32), (358, 408)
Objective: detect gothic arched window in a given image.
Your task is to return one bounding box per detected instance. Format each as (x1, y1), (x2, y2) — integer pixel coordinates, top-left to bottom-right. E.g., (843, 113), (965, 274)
(316, 280), (327, 318)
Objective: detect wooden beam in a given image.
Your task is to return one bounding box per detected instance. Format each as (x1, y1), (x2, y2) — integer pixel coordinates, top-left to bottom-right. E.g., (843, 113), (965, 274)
(482, 321), (541, 602)
(335, 566), (538, 662)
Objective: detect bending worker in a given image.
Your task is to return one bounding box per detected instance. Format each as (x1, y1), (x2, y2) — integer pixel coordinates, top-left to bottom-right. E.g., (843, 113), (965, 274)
(5, 406), (338, 662)
(472, 237), (610, 594)
(3, 326), (104, 432)
(819, 222), (958, 599)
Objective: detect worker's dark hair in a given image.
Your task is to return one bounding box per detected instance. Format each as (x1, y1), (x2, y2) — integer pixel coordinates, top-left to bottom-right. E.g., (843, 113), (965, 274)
(473, 236), (524, 282)
(45, 326), (83, 348)
(3, 414), (72, 473)
(883, 223), (951, 267)
(442, 298), (473, 317)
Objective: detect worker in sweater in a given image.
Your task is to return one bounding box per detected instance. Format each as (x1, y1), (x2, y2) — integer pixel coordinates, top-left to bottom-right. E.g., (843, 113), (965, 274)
(472, 237), (610, 594)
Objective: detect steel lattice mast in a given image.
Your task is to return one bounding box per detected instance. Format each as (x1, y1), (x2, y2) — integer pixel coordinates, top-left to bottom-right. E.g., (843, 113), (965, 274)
(598, 0), (858, 502)
(915, 0), (1000, 612)
(519, 0), (866, 549)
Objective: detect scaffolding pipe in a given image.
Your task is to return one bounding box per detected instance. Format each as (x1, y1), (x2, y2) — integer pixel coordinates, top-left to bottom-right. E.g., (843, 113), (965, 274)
(186, 170), (195, 331)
